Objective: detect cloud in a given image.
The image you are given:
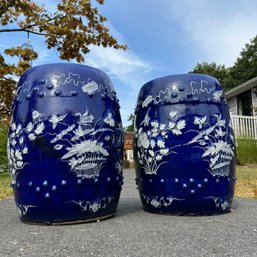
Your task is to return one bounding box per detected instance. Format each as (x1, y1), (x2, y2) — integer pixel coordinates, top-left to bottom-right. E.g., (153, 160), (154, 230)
(86, 46), (153, 88)
(168, 0), (257, 66)
(85, 46), (154, 126)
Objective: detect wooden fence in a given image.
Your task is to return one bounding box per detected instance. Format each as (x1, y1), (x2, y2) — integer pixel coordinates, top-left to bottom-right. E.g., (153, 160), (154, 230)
(230, 115), (257, 139)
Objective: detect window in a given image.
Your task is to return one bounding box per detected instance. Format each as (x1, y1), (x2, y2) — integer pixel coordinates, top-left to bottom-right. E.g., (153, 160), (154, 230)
(237, 90), (252, 116)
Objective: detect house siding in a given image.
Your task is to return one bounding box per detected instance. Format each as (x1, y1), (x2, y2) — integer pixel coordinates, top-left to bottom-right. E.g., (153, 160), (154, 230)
(227, 97), (237, 115)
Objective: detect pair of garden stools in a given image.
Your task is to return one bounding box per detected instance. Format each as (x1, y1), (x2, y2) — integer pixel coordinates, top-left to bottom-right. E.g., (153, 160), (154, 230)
(7, 63), (236, 224)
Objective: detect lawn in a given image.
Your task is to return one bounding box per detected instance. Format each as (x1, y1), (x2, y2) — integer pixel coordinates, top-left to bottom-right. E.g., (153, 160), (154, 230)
(0, 173), (13, 200)
(0, 165), (257, 200)
(235, 164), (257, 199)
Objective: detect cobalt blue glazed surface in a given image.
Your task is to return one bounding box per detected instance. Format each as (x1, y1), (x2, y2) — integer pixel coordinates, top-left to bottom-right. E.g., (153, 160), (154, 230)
(7, 63), (123, 224)
(134, 74), (236, 214)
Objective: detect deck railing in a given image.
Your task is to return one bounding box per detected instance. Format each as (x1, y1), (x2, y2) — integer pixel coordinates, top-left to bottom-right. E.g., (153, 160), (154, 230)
(230, 115), (257, 139)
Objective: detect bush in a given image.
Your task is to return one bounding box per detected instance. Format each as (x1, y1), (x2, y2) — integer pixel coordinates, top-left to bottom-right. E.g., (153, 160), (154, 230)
(236, 138), (257, 165)
(0, 122), (9, 173)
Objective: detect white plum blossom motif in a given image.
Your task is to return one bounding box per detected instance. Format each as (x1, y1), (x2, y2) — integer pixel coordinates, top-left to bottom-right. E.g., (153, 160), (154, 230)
(76, 111), (94, 125)
(34, 122), (45, 135)
(82, 81), (99, 95)
(7, 112), (46, 183)
(68, 196), (114, 213)
(32, 110), (41, 120)
(169, 120), (186, 135)
(138, 132), (149, 149)
(49, 110), (114, 178)
(141, 194), (184, 208)
(135, 106), (234, 177)
(193, 116), (207, 129)
(135, 116), (184, 174)
(26, 122), (34, 133)
(189, 114), (235, 177)
(49, 114), (67, 129)
(28, 133), (36, 141)
(104, 112), (115, 127)
(8, 108), (118, 181)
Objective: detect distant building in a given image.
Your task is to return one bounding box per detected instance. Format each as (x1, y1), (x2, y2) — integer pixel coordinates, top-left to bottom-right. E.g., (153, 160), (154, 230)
(226, 76), (257, 116)
(124, 131), (134, 165)
(226, 77), (257, 139)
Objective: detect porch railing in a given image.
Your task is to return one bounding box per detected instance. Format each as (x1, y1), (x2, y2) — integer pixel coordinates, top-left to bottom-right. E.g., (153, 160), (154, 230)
(230, 115), (257, 139)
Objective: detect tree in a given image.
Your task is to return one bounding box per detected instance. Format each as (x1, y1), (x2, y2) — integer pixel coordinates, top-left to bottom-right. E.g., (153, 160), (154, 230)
(230, 35), (257, 87)
(125, 113), (135, 132)
(0, 77), (16, 119)
(0, 122), (8, 172)
(190, 35), (257, 91)
(189, 62), (233, 91)
(0, 0), (127, 119)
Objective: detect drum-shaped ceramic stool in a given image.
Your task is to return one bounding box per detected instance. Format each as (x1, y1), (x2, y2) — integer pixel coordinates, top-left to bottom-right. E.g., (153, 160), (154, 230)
(134, 74), (236, 214)
(7, 63), (123, 224)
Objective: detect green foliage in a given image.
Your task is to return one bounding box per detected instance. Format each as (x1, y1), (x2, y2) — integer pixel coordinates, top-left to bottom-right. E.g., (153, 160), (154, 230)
(191, 35), (257, 91)
(0, 0), (128, 120)
(230, 35), (257, 87)
(0, 122), (8, 173)
(125, 113), (134, 132)
(0, 0), (127, 77)
(189, 62), (233, 91)
(236, 138), (257, 165)
(0, 77), (15, 118)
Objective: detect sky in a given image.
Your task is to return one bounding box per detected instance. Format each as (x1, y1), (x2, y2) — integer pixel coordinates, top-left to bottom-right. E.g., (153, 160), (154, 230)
(1, 0), (257, 126)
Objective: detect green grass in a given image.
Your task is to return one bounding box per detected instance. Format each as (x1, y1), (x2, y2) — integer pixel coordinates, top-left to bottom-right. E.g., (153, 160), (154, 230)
(0, 173), (12, 200)
(0, 123), (8, 174)
(236, 138), (257, 165)
(235, 164), (257, 199)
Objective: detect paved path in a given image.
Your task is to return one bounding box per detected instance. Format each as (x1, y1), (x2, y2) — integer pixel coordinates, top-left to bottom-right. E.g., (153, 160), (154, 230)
(0, 169), (257, 257)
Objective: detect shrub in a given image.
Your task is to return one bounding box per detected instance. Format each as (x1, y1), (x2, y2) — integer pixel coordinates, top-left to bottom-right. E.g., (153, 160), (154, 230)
(0, 122), (8, 173)
(236, 138), (257, 165)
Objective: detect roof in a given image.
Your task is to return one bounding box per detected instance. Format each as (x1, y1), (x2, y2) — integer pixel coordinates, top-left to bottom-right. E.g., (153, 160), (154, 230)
(225, 76), (257, 99)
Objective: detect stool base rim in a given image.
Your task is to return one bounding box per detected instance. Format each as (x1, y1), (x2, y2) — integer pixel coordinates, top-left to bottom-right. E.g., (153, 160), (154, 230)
(142, 207), (232, 216)
(20, 212), (115, 225)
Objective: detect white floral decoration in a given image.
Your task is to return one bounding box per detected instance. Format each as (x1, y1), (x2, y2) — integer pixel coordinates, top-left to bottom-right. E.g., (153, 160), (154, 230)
(34, 122), (45, 135)
(141, 194), (184, 208)
(142, 95), (153, 108)
(213, 90), (223, 102)
(104, 112), (115, 127)
(193, 116), (207, 129)
(82, 81), (99, 95)
(8, 107), (119, 182)
(169, 111), (177, 118)
(26, 122), (34, 132)
(135, 107), (234, 177)
(138, 132), (149, 149)
(49, 114), (67, 129)
(68, 197), (114, 213)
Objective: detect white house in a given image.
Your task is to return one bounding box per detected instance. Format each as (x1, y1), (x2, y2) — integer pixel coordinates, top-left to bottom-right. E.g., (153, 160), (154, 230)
(226, 76), (257, 139)
(226, 76), (257, 117)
